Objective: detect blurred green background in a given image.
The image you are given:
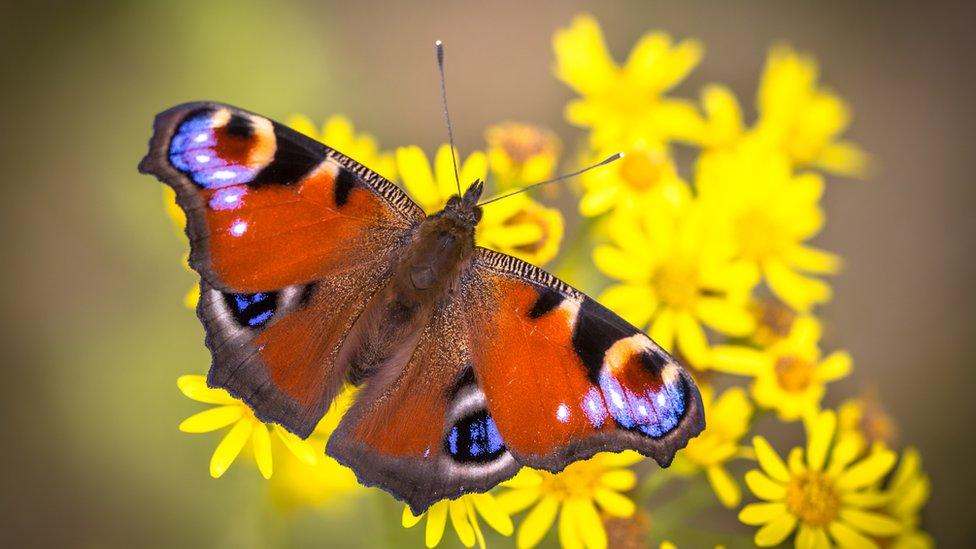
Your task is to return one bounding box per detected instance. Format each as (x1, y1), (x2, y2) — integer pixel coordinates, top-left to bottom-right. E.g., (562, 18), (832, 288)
(1, 1), (973, 546)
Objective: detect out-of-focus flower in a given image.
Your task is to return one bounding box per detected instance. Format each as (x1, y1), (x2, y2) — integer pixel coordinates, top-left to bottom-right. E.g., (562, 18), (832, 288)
(498, 452), (642, 549)
(881, 447), (933, 549)
(595, 203), (757, 366)
(838, 389), (899, 454)
(578, 144), (691, 217)
(711, 316), (851, 421)
(749, 298), (801, 348)
(696, 84), (745, 151)
(554, 13), (704, 148)
(754, 45), (870, 178)
(739, 410), (901, 547)
(288, 114), (397, 180)
(268, 389), (362, 511)
(397, 144), (564, 264)
(177, 374), (321, 479)
(603, 509), (651, 549)
(697, 143), (841, 311)
(486, 122), (560, 190)
(402, 494), (514, 549)
(672, 386), (754, 508)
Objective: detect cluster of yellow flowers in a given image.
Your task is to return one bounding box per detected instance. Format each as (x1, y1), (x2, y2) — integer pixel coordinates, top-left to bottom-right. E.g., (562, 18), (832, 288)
(167, 13), (930, 549)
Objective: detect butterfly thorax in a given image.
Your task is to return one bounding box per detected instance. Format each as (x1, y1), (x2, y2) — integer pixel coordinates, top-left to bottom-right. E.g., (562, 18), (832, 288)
(339, 181), (484, 385)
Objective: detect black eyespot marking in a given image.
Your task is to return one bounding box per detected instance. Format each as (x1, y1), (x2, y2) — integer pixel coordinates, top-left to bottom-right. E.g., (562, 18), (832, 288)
(528, 286), (563, 319)
(571, 297), (641, 384)
(445, 410), (506, 464)
(223, 291), (279, 329)
(334, 168), (357, 207)
(224, 114), (254, 138)
(251, 122), (321, 186)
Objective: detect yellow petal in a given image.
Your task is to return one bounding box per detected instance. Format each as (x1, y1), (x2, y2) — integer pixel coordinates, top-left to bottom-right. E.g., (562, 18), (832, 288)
(497, 488), (542, 515)
(273, 425), (319, 466)
(252, 423), (273, 479)
(593, 487), (635, 517)
(787, 447), (805, 475)
(557, 505), (584, 549)
(709, 345), (767, 375)
(501, 468), (542, 489)
(568, 498), (607, 549)
(744, 470), (787, 501)
(599, 469), (637, 491)
(649, 309), (676, 352)
(460, 151), (488, 191)
(517, 495), (559, 549)
(817, 351), (852, 382)
(835, 449), (896, 491)
(676, 311), (710, 366)
(285, 114), (318, 138)
(739, 502), (787, 526)
(827, 434), (861, 476)
(796, 525), (826, 549)
(209, 419), (253, 478)
(579, 185), (620, 217)
(449, 499), (476, 548)
(177, 375), (235, 405)
(786, 245), (843, 275)
(806, 410), (837, 472)
(815, 141), (872, 178)
(827, 520), (878, 549)
(765, 259), (832, 312)
(403, 505), (424, 528)
(754, 512), (797, 546)
(696, 297), (756, 337)
(753, 436), (790, 483)
(179, 406), (243, 433)
(598, 284), (656, 330)
(840, 490), (889, 508)
(471, 493), (514, 536)
(397, 146), (439, 212)
(837, 509), (902, 536)
(593, 245), (650, 282)
(706, 465), (741, 508)
(553, 14), (616, 96)
(425, 501), (449, 548)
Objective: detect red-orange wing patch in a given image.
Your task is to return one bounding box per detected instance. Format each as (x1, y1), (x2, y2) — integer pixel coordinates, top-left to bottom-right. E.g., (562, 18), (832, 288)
(465, 249), (705, 471)
(139, 101), (424, 293)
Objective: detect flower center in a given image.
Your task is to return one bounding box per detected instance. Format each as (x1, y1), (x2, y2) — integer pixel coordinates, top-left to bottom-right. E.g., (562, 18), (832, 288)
(653, 261), (701, 310)
(785, 471), (840, 527)
(774, 356), (815, 393)
(618, 150), (667, 192)
(487, 123), (555, 165)
(735, 209), (786, 260)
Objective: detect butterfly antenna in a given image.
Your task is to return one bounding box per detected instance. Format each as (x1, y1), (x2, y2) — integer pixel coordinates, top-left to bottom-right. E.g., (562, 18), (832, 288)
(435, 40), (462, 196)
(477, 153), (624, 207)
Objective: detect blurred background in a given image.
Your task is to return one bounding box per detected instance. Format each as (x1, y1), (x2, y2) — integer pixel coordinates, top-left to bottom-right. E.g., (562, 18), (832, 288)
(1, 1), (973, 546)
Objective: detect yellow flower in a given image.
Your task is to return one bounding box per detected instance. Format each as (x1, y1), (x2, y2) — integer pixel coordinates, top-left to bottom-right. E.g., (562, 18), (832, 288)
(881, 447), (933, 549)
(486, 122), (561, 191)
(402, 493), (514, 549)
(696, 84), (745, 150)
(837, 390), (899, 454)
(177, 374), (321, 479)
(397, 144), (564, 265)
(711, 316), (851, 421)
(578, 144), (691, 217)
(754, 45), (870, 178)
(697, 142), (842, 311)
(497, 452), (642, 549)
(554, 14), (704, 148)
(671, 386), (754, 508)
(739, 410), (901, 547)
(267, 389), (362, 511)
(287, 114), (397, 180)
(595, 202), (758, 366)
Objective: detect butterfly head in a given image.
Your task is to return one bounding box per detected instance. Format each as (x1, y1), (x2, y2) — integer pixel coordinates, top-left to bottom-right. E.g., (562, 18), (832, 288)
(441, 179), (484, 228)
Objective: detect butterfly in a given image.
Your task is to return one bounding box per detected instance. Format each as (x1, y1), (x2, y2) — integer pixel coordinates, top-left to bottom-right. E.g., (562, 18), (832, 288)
(139, 95), (704, 513)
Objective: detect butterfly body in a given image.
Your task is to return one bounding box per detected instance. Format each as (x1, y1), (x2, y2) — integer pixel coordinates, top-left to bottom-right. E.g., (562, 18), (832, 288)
(140, 102), (704, 514)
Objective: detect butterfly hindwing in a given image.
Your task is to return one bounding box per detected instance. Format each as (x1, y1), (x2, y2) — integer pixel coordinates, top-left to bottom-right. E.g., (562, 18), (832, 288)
(327, 297), (519, 514)
(140, 102), (425, 436)
(464, 248), (705, 471)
